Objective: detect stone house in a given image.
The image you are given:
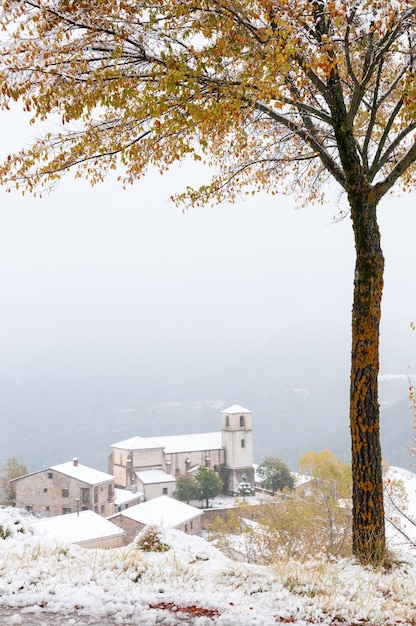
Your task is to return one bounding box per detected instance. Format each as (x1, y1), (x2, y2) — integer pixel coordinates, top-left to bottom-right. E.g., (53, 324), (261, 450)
(135, 469), (177, 500)
(108, 495), (203, 543)
(11, 458), (115, 517)
(108, 404), (254, 496)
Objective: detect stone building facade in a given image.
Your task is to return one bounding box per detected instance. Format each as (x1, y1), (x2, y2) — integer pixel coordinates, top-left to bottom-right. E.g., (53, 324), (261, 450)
(11, 458), (115, 517)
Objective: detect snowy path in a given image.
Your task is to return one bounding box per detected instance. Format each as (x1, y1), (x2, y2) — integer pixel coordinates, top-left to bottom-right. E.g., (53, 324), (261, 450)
(0, 606), (205, 625)
(1, 607), (128, 625)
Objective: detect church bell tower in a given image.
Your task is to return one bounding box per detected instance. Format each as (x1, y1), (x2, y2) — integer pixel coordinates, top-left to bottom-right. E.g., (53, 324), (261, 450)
(221, 404), (254, 494)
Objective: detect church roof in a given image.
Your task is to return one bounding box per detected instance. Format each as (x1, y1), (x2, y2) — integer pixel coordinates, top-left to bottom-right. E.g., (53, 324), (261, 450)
(221, 404), (251, 414)
(151, 432), (222, 454)
(111, 435), (165, 451)
(111, 432), (222, 454)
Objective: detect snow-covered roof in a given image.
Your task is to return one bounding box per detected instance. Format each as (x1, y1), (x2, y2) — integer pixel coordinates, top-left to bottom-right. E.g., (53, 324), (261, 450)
(222, 404), (251, 414)
(115, 495), (202, 528)
(33, 510), (124, 545)
(111, 435), (165, 450)
(114, 488), (143, 506)
(50, 461), (114, 486)
(151, 432), (222, 454)
(111, 432), (222, 454)
(135, 470), (176, 485)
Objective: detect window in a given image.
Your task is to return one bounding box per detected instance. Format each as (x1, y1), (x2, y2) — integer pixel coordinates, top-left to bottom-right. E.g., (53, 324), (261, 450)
(101, 504), (105, 514)
(184, 524), (188, 533)
(47, 472), (53, 479)
(190, 521), (193, 530)
(213, 465), (219, 472)
(62, 489), (69, 498)
(43, 488), (48, 493)
(45, 506), (50, 512)
(241, 439), (245, 448)
(62, 508), (72, 515)
(205, 457), (211, 468)
(185, 459), (191, 470)
(162, 487), (168, 495)
(108, 484), (113, 500)
(225, 416), (230, 427)
(81, 487), (90, 503)
(26, 506), (33, 512)
(240, 415), (245, 427)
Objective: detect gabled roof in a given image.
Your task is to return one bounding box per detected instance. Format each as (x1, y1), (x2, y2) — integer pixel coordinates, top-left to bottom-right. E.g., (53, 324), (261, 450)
(50, 462), (114, 486)
(112, 495), (202, 528)
(10, 461), (114, 486)
(33, 510), (124, 545)
(222, 404), (251, 414)
(111, 435), (165, 451)
(151, 432), (222, 454)
(111, 432), (223, 454)
(135, 469), (176, 485)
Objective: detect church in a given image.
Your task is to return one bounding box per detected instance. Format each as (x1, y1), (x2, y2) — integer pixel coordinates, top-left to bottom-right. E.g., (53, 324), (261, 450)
(108, 404), (254, 499)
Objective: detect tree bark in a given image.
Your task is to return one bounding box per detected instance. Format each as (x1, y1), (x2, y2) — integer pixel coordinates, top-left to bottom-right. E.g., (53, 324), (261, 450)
(349, 193), (386, 564)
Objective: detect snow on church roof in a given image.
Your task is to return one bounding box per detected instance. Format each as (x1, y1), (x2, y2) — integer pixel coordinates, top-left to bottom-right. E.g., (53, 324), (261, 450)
(112, 432), (223, 454)
(222, 404), (251, 414)
(111, 435), (165, 450)
(151, 432), (222, 454)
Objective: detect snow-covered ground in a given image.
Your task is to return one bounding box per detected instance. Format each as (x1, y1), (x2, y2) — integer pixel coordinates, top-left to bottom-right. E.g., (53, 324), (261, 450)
(2, 469), (416, 626)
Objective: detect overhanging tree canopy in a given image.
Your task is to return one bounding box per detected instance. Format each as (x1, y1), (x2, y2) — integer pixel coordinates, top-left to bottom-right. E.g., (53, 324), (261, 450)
(0, 0), (415, 564)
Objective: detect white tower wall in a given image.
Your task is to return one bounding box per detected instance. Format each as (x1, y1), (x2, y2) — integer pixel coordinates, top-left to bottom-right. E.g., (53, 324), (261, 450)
(221, 404), (254, 494)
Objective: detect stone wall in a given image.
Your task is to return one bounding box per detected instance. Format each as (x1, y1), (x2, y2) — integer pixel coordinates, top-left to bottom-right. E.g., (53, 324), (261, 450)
(13, 470), (114, 518)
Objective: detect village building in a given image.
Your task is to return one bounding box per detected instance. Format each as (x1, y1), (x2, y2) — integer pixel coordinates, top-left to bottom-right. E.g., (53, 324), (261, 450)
(108, 404), (255, 496)
(33, 510), (125, 549)
(108, 495), (203, 543)
(114, 487), (143, 511)
(11, 458), (115, 518)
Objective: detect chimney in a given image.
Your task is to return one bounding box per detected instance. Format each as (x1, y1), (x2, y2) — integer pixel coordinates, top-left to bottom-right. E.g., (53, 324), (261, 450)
(73, 457), (79, 467)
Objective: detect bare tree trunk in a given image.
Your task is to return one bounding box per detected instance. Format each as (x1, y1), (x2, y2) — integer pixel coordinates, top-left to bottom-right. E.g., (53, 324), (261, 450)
(349, 195), (386, 564)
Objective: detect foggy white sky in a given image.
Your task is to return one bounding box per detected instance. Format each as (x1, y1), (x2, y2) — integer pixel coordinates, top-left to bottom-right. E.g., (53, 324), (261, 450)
(0, 108), (415, 379)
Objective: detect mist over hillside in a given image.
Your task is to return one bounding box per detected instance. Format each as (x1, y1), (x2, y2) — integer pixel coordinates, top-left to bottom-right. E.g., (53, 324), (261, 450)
(0, 323), (414, 474)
